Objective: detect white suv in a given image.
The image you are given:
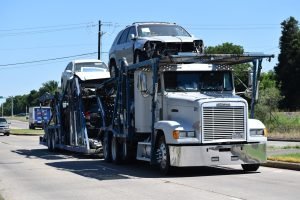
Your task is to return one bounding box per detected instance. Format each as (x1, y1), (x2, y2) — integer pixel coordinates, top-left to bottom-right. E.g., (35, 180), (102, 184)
(61, 59), (110, 92)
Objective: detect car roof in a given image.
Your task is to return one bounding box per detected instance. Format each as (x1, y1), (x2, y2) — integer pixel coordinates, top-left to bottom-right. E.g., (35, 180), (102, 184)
(72, 59), (105, 64)
(132, 22), (176, 26)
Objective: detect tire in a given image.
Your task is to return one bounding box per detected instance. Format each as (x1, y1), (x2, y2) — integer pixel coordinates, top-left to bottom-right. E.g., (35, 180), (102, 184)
(103, 132), (112, 162)
(111, 136), (122, 164)
(5, 132), (10, 136)
(241, 164), (260, 172)
(47, 133), (54, 152)
(109, 63), (118, 78)
(29, 124), (34, 129)
(156, 135), (171, 175)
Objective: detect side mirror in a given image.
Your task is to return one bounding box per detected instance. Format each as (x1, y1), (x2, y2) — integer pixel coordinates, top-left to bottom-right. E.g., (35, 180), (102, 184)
(248, 70), (253, 88)
(137, 72), (149, 96)
(130, 34), (136, 40)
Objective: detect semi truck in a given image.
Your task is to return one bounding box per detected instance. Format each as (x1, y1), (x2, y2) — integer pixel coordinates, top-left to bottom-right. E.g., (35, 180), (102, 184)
(41, 53), (273, 174)
(96, 53), (273, 174)
(28, 106), (51, 129)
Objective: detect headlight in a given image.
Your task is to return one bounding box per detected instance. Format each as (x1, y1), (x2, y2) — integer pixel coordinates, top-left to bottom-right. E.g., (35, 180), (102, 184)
(173, 130), (196, 139)
(250, 129), (265, 136)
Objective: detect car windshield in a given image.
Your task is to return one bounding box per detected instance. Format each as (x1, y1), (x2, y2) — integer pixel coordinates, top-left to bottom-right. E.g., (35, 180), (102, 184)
(74, 62), (108, 72)
(0, 118), (7, 123)
(137, 24), (191, 37)
(164, 71), (233, 92)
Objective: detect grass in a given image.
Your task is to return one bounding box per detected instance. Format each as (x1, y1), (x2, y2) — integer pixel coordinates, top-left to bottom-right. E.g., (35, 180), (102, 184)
(10, 129), (44, 135)
(263, 112), (300, 139)
(268, 145), (300, 150)
(7, 116), (28, 122)
(0, 193), (4, 200)
(268, 153), (300, 163)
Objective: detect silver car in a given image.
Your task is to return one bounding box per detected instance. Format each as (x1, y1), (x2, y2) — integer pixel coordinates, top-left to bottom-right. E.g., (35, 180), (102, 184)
(61, 59), (110, 92)
(0, 117), (10, 136)
(108, 22), (204, 77)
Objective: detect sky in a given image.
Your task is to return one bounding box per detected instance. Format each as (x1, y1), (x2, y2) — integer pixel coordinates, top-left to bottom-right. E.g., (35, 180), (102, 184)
(0, 0), (299, 106)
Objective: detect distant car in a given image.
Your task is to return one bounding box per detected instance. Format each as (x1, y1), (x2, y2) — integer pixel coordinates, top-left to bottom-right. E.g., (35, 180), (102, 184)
(0, 117), (10, 136)
(61, 59), (110, 92)
(108, 22), (204, 76)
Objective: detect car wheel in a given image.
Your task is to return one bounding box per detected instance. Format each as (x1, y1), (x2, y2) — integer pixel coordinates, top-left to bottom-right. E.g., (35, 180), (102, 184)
(109, 63), (118, 78)
(241, 164), (260, 172)
(5, 132), (10, 136)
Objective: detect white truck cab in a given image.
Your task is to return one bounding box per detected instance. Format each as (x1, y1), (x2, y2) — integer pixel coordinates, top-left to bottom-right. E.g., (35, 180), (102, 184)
(133, 60), (267, 172)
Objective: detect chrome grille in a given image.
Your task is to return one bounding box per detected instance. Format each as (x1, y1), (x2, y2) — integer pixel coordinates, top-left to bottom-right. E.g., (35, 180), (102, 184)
(202, 106), (245, 142)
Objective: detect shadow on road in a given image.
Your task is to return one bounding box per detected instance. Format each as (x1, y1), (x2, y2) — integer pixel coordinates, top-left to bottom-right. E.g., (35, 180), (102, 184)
(12, 148), (258, 180)
(11, 148), (79, 160)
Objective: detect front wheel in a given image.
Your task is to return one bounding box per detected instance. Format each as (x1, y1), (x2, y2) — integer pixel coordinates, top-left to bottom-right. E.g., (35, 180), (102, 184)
(5, 132), (10, 136)
(156, 135), (171, 175)
(242, 164), (260, 172)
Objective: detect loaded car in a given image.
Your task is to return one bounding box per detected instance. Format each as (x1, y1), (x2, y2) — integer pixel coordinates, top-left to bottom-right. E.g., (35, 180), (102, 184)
(61, 59), (110, 92)
(108, 22), (204, 77)
(0, 117), (10, 136)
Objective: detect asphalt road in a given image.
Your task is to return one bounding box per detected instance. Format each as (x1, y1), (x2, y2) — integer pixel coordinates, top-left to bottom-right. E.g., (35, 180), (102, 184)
(0, 135), (300, 200)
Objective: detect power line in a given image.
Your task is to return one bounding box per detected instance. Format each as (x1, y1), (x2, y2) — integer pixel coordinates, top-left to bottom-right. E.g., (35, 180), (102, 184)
(0, 52), (97, 67)
(0, 22), (96, 32)
(0, 21), (116, 37)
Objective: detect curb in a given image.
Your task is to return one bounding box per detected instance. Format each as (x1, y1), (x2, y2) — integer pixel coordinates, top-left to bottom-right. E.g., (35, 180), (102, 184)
(268, 138), (300, 142)
(262, 161), (300, 171)
(10, 133), (44, 136)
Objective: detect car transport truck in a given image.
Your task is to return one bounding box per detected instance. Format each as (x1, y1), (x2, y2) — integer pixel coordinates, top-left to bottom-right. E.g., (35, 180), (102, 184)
(41, 53), (273, 174)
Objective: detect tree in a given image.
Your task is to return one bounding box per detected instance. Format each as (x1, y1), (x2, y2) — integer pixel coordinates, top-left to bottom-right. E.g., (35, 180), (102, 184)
(1, 80), (59, 116)
(205, 42), (251, 93)
(274, 16), (300, 110)
(256, 71), (283, 123)
(39, 80), (59, 95)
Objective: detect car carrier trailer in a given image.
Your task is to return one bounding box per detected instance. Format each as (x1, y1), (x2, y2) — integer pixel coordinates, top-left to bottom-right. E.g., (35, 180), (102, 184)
(39, 74), (110, 154)
(40, 53), (273, 174)
(95, 53), (274, 174)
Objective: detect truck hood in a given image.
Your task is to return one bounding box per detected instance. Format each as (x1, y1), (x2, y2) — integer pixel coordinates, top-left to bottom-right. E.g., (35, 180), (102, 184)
(166, 92), (239, 107)
(140, 36), (196, 43)
(75, 72), (110, 81)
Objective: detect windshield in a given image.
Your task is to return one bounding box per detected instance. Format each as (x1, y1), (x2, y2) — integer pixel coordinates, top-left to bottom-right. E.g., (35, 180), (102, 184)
(0, 118), (7, 123)
(164, 71), (233, 92)
(137, 24), (191, 37)
(74, 62), (108, 72)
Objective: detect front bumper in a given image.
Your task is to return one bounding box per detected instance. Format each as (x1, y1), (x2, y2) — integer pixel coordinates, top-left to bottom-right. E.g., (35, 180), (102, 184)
(169, 143), (266, 167)
(0, 127), (10, 133)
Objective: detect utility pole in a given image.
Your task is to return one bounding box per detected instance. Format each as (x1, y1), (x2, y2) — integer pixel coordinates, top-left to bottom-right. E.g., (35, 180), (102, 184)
(11, 96), (13, 117)
(98, 20), (102, 60)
